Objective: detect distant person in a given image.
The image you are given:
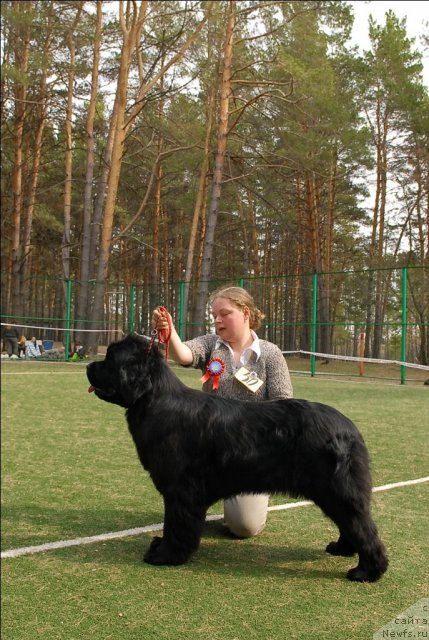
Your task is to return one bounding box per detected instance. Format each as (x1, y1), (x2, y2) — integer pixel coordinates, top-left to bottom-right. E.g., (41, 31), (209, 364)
(70, 341), (86, 361)
(26, 336), (42, 359)
(1, 325), (19, 358)
(18, 334), (27, 358)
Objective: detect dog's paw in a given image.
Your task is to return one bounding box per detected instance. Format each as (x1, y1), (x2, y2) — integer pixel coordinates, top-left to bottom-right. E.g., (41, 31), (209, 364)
(326, 540), (356, 557)
(143, 537), (189, 566)
(148, 536), (163, 551)
(346, 566), (380, 582)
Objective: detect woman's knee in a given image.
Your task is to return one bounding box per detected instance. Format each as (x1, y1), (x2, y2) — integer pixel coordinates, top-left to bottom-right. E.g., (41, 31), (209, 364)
(224, 494), (269, 538)
(227, 519), (266, 538)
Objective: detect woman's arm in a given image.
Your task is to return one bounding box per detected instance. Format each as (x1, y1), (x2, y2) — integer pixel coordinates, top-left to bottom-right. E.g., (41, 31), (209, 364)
(152, 308), (193, 365)
(264, 343), (293, 400)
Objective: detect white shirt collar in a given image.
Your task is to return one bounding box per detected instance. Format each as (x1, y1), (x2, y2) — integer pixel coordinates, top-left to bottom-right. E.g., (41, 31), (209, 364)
(215, 330), (261, 366)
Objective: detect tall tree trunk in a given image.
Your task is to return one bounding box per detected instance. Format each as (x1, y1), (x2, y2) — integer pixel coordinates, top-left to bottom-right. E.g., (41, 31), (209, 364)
(21, 10), (53, 313)
(149, 156), (163, 311)
(192, 187), (208, 316)
(264, 219), (273, 343)
(10, 0), (31, 318)
(306, 174), (321, 272)
(87, 99), (119, 291)
(306, 173), (330, 355)
(182, 84), (215, 333)
(193, 0), (235, 335)
(61, 3), (83, 293)
(21, 74), (49, 311)
(76, 0), (102, 347)
(365, 98), (386, 358)
(326, 150), (337, 347)
(372, 111), (388, 358)
(247, 189), (260, 277)
(149, 55), (165, 313)
(89, 0), (148, 353)
(408, 136), (429, 365)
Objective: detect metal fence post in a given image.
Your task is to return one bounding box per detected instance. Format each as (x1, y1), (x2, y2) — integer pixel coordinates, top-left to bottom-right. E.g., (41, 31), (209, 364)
(401, 267), (407, 385)
(311, 272), (317, 377)
(65, 279), (72, 362)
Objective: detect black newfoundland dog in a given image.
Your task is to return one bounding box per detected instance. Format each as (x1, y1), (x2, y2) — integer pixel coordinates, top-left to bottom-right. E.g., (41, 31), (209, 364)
(87, 335), (388, 582)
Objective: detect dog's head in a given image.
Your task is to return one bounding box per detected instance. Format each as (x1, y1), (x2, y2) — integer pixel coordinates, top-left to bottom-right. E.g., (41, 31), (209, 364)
(87, 335), (154, 408)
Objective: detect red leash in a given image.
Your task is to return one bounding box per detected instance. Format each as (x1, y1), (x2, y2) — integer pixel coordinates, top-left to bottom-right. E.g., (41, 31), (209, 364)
(151, 306), (172, 361)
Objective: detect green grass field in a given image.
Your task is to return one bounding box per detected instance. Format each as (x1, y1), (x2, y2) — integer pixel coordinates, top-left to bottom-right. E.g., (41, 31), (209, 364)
(1, 360), (428, 640)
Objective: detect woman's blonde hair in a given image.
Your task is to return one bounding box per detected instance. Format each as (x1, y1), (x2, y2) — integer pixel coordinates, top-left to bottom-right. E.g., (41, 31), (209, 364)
(209, 286), (265, 331)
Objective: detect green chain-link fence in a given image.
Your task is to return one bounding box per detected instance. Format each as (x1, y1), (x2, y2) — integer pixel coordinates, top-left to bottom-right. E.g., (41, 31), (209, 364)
(1, 266), (428, 384)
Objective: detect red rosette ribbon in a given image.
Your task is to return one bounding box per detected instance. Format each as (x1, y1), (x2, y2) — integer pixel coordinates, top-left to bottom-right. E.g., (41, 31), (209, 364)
(200, 358), (225, 391)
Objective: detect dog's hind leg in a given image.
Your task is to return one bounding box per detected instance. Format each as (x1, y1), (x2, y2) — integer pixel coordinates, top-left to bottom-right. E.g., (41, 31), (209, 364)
(316, 435), (388, 581)
(317, 498), (388, 582)
(144, 495), (206, 566)
(341, 512), (388, 583)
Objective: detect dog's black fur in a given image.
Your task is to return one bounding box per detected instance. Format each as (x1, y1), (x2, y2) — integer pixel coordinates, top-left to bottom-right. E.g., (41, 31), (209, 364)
(87, 335), (388, 582)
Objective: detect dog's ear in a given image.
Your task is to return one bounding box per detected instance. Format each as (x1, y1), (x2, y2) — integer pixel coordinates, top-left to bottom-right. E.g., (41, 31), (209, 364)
(118, 362), (152, 406)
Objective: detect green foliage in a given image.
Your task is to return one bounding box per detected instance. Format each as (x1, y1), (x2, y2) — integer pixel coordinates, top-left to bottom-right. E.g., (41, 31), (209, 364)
(33, 204), (64, 239)
(1, 1), (427, 339)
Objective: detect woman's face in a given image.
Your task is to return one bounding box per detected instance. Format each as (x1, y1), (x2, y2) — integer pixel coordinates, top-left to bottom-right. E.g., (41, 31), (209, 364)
(211, 297), (249, 343)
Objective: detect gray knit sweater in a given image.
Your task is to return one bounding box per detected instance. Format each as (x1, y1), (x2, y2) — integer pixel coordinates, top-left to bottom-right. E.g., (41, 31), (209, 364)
(184, 334), (293, 401)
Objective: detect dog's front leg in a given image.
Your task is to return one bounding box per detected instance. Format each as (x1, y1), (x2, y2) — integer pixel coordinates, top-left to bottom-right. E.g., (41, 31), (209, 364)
(144, 496), (206, 566)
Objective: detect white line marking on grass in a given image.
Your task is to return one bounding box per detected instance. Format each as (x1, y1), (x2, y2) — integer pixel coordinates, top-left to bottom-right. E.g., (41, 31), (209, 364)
(1, 524), (164, 559)
(289, 375), (428, 387)
(372, 477), (429, 492)
(2, 476), (428, 560)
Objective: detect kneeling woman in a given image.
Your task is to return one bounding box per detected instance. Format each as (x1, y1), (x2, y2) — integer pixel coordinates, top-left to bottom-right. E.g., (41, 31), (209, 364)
(152, 286), (293, 538)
